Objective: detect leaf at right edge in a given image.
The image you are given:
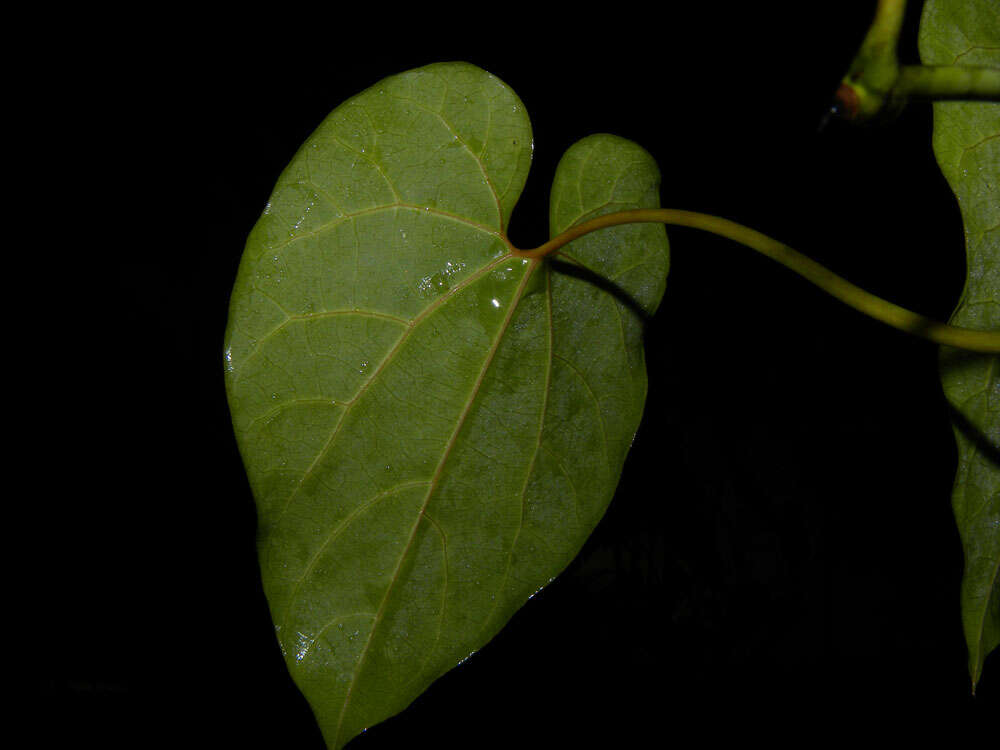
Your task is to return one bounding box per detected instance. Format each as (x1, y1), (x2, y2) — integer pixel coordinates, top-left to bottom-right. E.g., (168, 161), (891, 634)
(919, 0), (1000, 690)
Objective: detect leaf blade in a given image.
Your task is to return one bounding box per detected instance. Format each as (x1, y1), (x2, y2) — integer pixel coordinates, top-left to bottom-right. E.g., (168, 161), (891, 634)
(225, 64), (668, 747)
(919, 0), (1000, 689)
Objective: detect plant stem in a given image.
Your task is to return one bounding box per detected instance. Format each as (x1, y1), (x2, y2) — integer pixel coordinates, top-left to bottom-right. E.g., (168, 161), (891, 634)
(511, 209), (1000, 353)
(834, 0), (907, 120)
(833, 0), (1000, 119)
(897, 64), (1000, 101)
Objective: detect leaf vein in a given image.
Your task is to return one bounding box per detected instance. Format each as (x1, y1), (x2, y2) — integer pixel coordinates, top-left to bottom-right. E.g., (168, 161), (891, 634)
(271, 255), (513, 526)
(331, 261), (538, 746)
(390, 93), (504, 228)
(477, 265), (552, 638)
(281, 480), (431, 638)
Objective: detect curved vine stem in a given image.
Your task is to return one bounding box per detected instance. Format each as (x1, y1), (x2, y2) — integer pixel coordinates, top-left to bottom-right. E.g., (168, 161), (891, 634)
(510, 209), (1000, 354)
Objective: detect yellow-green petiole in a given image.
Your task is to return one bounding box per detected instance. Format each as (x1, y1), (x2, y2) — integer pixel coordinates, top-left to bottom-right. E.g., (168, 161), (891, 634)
(511, 208), (1000, 354)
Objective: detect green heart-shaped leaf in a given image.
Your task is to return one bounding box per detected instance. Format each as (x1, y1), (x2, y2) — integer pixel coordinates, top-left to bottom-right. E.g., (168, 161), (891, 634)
(224, 62), (668, 747)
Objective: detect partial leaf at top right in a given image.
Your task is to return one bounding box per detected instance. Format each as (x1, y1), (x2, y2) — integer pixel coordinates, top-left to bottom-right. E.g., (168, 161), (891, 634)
(919, 0), (1000, 690)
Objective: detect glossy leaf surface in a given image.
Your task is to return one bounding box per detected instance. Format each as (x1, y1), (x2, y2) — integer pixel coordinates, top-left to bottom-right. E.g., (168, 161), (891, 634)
(920, 0), (1000, 688)
(224, 63), (668, 747)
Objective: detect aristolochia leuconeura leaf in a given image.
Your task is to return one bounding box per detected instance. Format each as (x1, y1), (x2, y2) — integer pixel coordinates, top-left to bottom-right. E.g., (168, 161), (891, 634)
(224, 62), (668, 748)
(920, 0), (1000, 689)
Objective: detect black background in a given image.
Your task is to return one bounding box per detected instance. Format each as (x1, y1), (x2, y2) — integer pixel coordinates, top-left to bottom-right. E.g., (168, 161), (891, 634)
(36, 3), (998, 747)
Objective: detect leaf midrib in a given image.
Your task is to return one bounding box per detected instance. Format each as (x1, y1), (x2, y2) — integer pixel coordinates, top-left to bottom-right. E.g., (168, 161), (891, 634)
(474, 265), (553, 640)
(332, 259), (541, 746)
